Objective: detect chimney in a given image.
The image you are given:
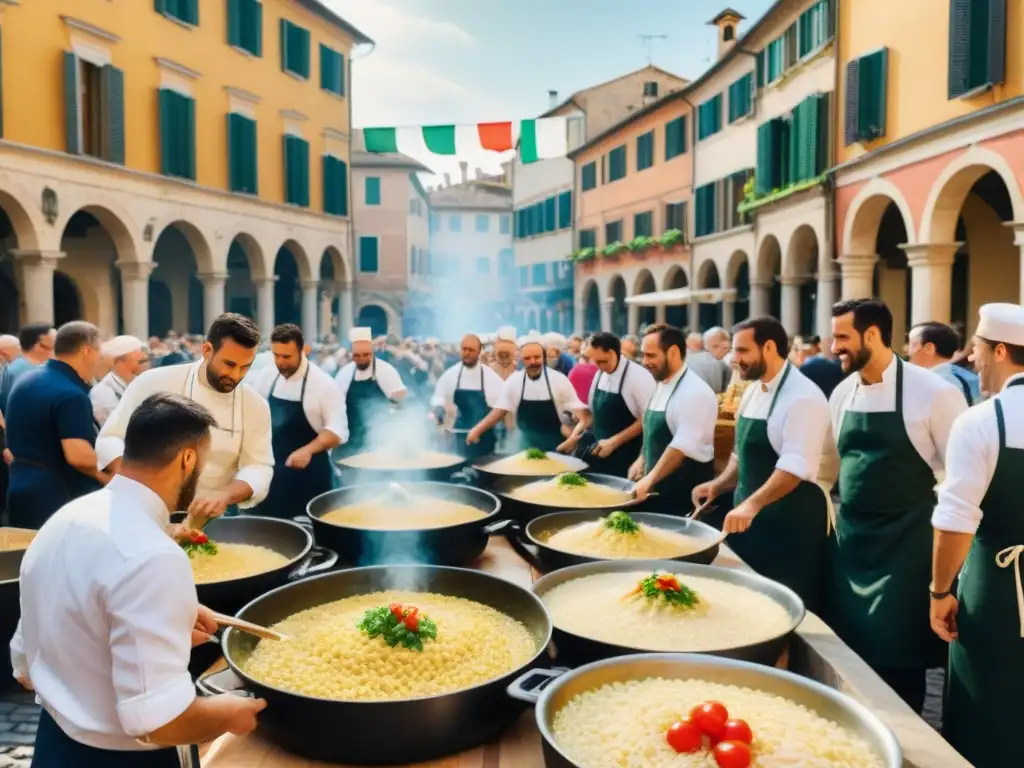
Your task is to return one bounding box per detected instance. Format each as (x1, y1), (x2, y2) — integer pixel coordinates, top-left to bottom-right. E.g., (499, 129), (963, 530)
(708, 8), (745, 59)
(443, 172), (451, 188)
(459, 161), (469, 184)
(642, 80), (659, 106)
(548, 89), (559, 109)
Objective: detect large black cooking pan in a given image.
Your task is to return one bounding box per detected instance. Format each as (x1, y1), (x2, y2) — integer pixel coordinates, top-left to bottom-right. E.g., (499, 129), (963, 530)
(307, 482), (509, 567)
(532, 559), (805, 667)
(335, 450), (470, 483)
(197, 565), (552, 765)
(470, 451), (589, 484)
(507, 510), (722, 573)
(490, 472), (649, 524)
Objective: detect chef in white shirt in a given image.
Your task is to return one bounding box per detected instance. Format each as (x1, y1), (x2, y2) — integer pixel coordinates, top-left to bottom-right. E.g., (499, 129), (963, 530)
(558, 331), (655, 477)
(467, 333), (585, 453)
(90, 335), (149, 427)
(97, 313), (274, 520)
(249, 323), (347, 518)
(629, 323), (717, 513)
(692, 317), (834, 611)
(826, 298), (967, 714)
(929, 303), (1024, 768)
(334, 327), (407, 455)
(12, 393), (266, 767)
(430, 333), (504, 459)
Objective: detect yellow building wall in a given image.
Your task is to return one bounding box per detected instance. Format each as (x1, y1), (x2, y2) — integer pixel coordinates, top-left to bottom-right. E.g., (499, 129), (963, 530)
(1, 0), (356, 208)
(836, 0), (1024, 164)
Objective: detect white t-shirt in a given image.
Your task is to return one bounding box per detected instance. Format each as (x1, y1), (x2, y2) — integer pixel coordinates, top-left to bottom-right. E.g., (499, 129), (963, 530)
(586, 357), (656, 421)
(496, 368), (584, 425)
(250, 356), (349, 444)
(932, 372), (1024, 534)
(647, 365), (717, 462)
(431, 362), (504, 410)
(11, 476), (197, 750)
(334, 358), (406, 400)
(90, 372), (129, 427)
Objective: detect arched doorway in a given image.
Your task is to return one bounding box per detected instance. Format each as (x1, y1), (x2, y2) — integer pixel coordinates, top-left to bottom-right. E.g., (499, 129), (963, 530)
(582, 281), (600, 333)
(633, 269), (656, 332)
(59, 208), (130, 334)
(785, 225), (819, 335)
(608, 276), (627, 336)
(53, 271), (82, 326)
(757, 236), (782, 320)
(151, 222), (205, 336)
(726, 251), (750, 324)
(274, 246), (302, 326)
(320, 246), (351, 340)
(697, 260), (723, 330)
(357, 304), (389, 337)
(226, 235), (261, 320)
(0, 207), (18, 332)
(874, 203), (911, 343)
(663, 266), (689, 330)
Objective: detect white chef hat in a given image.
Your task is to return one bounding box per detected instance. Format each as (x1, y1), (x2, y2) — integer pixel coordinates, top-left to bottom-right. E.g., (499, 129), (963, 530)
(102, 335), (145, 359)
(349, 327), (372, 343)
(542, 332), (567, 351)
(519, 331), (545, 349)
(977, 303), (1024, 346)
(496, 326), (517, 343)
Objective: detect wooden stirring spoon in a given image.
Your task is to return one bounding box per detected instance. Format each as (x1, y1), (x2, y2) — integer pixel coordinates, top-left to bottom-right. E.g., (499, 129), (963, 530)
(212, 612), (290, 641)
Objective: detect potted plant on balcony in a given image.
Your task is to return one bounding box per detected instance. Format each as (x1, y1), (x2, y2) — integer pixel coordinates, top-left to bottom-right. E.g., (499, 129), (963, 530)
(658, 228), (684, 251)
(567, 247), (596, 264)
(602, 241), (626, 260)
(627, 235), (656, 256)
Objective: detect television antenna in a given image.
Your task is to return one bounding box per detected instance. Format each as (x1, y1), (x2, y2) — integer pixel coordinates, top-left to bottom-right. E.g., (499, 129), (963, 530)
(637, 34), (668, 66)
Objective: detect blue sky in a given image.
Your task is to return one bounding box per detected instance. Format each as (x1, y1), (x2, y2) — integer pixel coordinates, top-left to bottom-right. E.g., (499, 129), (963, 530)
(325, 0), (774, 178)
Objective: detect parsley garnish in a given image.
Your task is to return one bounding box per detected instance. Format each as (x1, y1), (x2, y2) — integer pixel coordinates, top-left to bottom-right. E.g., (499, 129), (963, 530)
(525, 448), (547, 460)
(357, 604), (438, 652)
(557, 472), (588, 488)
(604, 511), (639, 535)
(182, 541), (218, 557)
(635, 572), (700, 609)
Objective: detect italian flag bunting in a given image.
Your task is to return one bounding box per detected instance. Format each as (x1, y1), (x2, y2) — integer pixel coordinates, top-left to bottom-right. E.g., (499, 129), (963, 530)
(362, 117), (568, 164)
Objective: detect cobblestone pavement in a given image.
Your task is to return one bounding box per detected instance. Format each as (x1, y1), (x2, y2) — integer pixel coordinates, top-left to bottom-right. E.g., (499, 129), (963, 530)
(0, 685), (37, 768)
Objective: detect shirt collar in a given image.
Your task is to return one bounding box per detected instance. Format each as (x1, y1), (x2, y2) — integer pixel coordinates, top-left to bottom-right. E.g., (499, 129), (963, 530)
(47, 359), (90, 392)
(1003, 371), (1024, 391)
(858, 350), (897, 386)
(107, 474), (170, 528)
(282, 356), (309, 381)
(661, 363), (686, 387)
(760, 362), (788, 393)
(193, 360), (231, 396)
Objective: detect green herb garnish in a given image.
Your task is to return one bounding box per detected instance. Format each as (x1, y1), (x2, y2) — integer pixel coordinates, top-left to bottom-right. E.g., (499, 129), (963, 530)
(182, 542), (218, 557)
(604, 511), (639, 535)
(524, 447), (547, 460)
(630, 572), (700, 609)
(557, 472), (588, 488)
(357, 603), (438, 652)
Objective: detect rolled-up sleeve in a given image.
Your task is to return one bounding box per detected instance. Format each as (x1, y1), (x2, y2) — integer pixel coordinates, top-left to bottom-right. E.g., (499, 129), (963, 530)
(774, 394), (830, 481)
(932, 408), (995, 534)
(496, 373), (521, 413)
(317, 373), (349, 444)
(108, 552), (198, 737)
(378, 362), (407, 399)
(551, 372), (585, 419)
(235, 391), (274, 508)
(666, 385), (716, 462)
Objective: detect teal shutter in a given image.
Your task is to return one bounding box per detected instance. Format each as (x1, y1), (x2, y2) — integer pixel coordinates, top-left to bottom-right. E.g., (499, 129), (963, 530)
(986, 0), (1006, 88)
(338, 159), (348, 215)
(101, 65), (125, 165)
(186, 0), (198, 25)
(229, 113), (258, 192)
(159, 89), (173, 174)
(843, 59), (860, 145)
(155, 0), (166, 13)
(755, 122), (772, 196)
(320, 46), (330, 91)
(252, 0), (263, 56)
(228, 114), (238, 190)
(756, 50), (765, 88)
(64, 51), (80, 154)
(948, 0), (971, 97)
(227, 0), (241, 46)
(858, 49), (888, 141)
(184, 95), (195, 180)
(247, 117), (258, 192)
(337, 53), (345, 96)
(280, 19), (289, 72)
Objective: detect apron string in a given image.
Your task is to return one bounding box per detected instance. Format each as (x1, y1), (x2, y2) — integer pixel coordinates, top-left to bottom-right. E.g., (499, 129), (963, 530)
(995, 545), (1024, 638)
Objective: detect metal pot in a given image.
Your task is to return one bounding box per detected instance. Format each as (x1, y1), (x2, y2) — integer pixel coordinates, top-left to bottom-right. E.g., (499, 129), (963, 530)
(197, 565), (553, 765)
(507, 510), (722, 573)
(491, 473), (648, 524)
(506, 653), (902, 768)
(335, 450), (470, 484)
(470, 452), (590, 486)
(532, 559), (804, 667)
(307, 482), (510, 567)
(0, 548), (25, 684)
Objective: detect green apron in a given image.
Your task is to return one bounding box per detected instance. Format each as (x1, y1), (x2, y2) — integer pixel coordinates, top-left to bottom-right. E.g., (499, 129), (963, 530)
(731, 364), (827, 612)
(453, 364), (495, 460)
(641, 368), (715, 516)
(944, 378), (1024, 768)
(517, 368), (565, 453)
(589, 359), (641, 478)
(342, 357), (392, 456)
(827, 357), (945, 674)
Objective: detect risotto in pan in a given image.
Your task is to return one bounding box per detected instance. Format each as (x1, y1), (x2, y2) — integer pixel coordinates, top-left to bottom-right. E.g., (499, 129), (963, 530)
(543, 512), (704, 559)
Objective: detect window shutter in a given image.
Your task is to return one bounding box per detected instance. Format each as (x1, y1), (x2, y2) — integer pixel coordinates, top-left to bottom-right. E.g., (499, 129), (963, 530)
(159, 89), (172, 174)
(986, 0), (1006, 87)
(755, 122), (771, 196)
(253, 0), (263, 56)
(184, 95), (196, 180)
(338, 159), (348, 215)
(860, 49), (888, 140)
(843, 59), (860, 145)
(64, 51), (80, 154)
(280, 19), (289, 72)
(338, 53), (345, 96)
(155, 0), (166, 13)
(228, 114), (237, 190)
(247, 117), (258, 193)
(756, 50), (765, 88)
(227, 0), (241, 46)
(948, 0), (971, 98)
(187, 0), (199, 25)
(101, 65), (126, 165)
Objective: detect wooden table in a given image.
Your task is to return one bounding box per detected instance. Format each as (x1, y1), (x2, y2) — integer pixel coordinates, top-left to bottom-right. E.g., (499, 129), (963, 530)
(199, 537), (971, 768)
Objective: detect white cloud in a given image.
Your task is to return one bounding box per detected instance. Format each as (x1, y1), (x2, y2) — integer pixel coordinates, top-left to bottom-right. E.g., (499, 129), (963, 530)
(323, 0), (475, 48)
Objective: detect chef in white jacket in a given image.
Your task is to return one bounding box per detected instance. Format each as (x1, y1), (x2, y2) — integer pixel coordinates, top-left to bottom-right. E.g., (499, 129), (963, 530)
(430, 333), (504, 459)
(96, 313), (274, 519)
(90, 335), (149, 427)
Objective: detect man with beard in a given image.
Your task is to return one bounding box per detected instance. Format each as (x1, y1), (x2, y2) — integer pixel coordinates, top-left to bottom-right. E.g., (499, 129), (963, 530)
(826, 298), (966, 713)
(467, 334), (585, 453)
(430, 334), (504, 459)
(629, 324), (716, 512)
(12, 393), (267, 766)
(249, 324), (347, 518)
(558, 332), (655, 477)
(97, 313), (273, 521)
(334, 327), (407, 456)
(90, 335), (149, 427)
(929, 304), (1024, 768)
(490, 326), (519, 380)
(691, 317), (834, 610)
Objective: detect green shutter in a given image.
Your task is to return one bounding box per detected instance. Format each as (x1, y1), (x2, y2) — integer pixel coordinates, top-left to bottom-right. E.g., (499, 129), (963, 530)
(756, 50), (765, 88)
(227, 0), (241, 46)
(858, 49), (888, 141)
(101, 65), (125, 165)
(64, 52), (80, 154)
(948, 0), (971, 97)
(155, 0), (166, 13)
(159, 89), (172, 174)
(184, 95), (195, 180)
(338, 158), (348, 215)
(186, 0), (198, 25)
(986, 0), (1006, 88)
(280, 19), (289, 72)
(252, 0), (263, 56)
(755, 122), (772, 196)
(843, 59), (860, 145)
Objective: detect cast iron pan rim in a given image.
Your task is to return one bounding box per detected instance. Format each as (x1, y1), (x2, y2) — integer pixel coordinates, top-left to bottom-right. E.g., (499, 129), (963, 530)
(531, 559), (805, 656)
(192, 516), (314, 581)
(306, 482), (503, 533)
(224, 564), (554, 705)
(497, 472), (644, 510)
(336, 454), (467, 472)
(471, 451), (590, 478)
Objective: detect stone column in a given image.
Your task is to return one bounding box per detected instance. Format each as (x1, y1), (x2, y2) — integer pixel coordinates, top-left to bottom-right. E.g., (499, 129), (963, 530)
(816, 269), (839, 341)
(319, 282), (339, 340)
(573, 297), (585, 333)
(721, 300), (735, 330)
(198, 272), (228, 327)
(600, 299), (612, 332)
(1008, 222), (1024, 305)
(837, 253), (879, 301)
(300, 279), (320, 343)
(11, 250), (63, 326)
(338, 283), (354, 339)
(779, 277), (808, 336)
(254, 277), (277, 337)
(901, 243), (961, 326)
(116, 261), (157, 340)
(749, 280), (772, 318)
(655, 305), (666, 324)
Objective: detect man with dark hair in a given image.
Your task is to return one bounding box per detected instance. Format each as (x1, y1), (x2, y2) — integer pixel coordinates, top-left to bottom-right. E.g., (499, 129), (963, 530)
(430, 334), (504, 459)
(5, 322), (109, 528)
(97, 313), (273, 521)
(0, 322), (55, 415)
(249, 324), (347, 517)
(826, 298), (968, 714)
(799, 333), (845, 400)
(629, 324), (716, 512)
(12, 393), (267, 765)
(334, 327), (408, 456)
(558, 331), (655, 477)
(907, 321), (980, 405)
(930, 303), (1024, 767)
(692, 317), (834, 610)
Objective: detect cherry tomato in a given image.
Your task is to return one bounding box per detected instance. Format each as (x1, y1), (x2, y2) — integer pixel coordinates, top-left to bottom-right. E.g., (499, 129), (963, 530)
(404, 613), (419, 632)
(194, 533), (208, 544)
(713, 740), (752, 768)
(389, 603), (405, 619)
(665, 719), (702, 753)
(656, 575), (681, 591)
(721, 719), (753, 745)
(689, 701), (729, 741)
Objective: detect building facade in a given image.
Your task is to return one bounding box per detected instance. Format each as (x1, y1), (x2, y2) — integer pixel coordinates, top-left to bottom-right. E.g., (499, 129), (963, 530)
(835, 0), (1024, 344)
(350, 134), (431, 338)
(0, 0), (370, 342)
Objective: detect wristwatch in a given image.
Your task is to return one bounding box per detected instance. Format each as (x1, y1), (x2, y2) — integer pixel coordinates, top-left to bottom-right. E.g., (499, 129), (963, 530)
(928, 586), (952, 600)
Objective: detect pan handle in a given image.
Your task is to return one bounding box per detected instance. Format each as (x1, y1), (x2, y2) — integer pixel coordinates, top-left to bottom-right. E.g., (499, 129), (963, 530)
(506, 667), (569, 705)
(289, 545), (339, 580)
(482, 518), (513, 536)
(503, 522), (545, 572)
(196, 668), (254, 699)
(290, 514), (314, 531)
